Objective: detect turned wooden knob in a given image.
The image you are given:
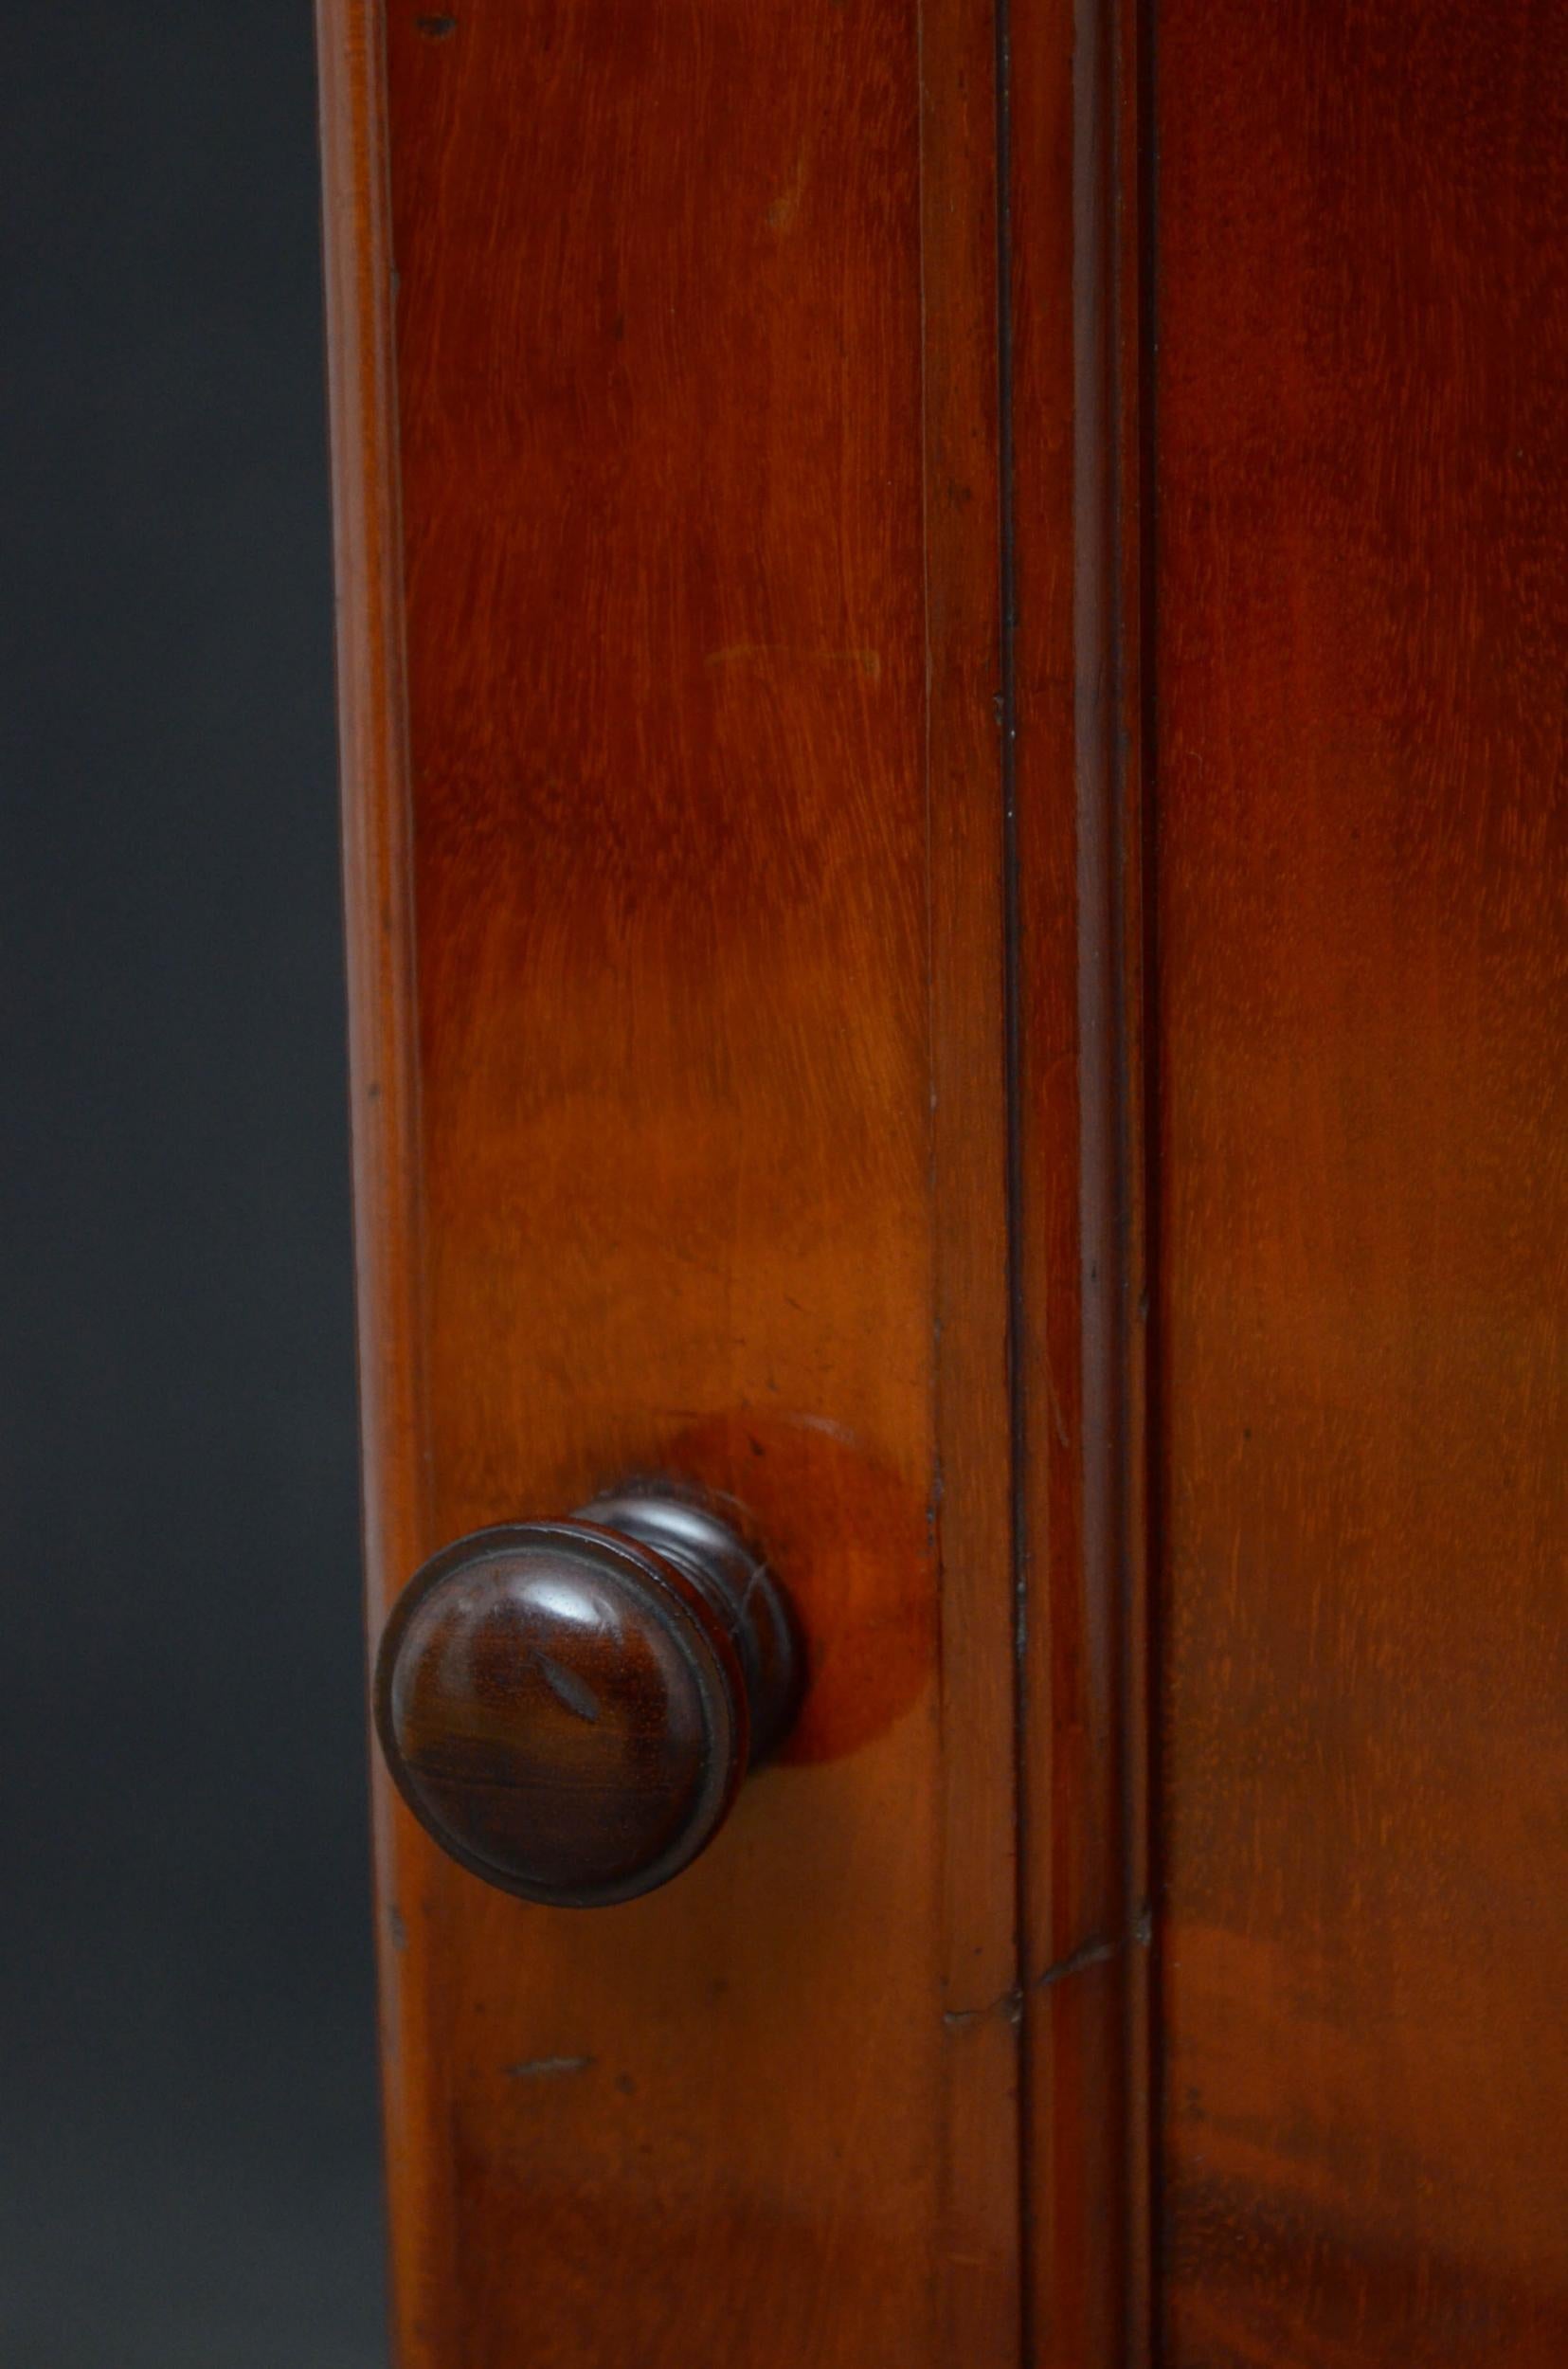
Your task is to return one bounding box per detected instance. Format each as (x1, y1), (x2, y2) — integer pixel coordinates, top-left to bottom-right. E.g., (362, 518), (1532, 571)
(373, 1487), (800, 1908)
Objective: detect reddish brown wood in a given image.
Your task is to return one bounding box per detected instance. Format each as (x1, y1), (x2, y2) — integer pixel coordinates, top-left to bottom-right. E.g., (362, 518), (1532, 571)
(320, 0), (1568, 2360)
(917, 0), (1026, 2355)
(314, 0), (1104, 2360)
(1009, 0), (1153, 2357)
(1151, 4), (1568, 2360)
(315, 0), (446, 2338)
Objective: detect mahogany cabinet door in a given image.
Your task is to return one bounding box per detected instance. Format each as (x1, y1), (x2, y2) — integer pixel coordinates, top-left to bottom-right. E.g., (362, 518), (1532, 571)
(315, 3), (1127, 2363)
(317, 0), (1564, 2363)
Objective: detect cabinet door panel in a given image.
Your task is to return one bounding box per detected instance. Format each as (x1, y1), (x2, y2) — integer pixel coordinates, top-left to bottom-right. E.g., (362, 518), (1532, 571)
(1152, 5), (1568, 2360)
(316, 2), (1074, 2361)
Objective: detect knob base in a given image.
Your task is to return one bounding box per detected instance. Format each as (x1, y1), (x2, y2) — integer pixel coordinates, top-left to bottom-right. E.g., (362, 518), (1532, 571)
(576, 1486), (800, 1764)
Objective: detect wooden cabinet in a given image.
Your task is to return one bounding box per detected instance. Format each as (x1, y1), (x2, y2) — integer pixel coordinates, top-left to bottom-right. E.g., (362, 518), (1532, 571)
(316, 2), (1566, 2360)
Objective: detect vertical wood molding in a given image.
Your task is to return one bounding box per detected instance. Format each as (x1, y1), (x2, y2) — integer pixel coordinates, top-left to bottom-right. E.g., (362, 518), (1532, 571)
(315, 7), (447, 2360)
(916, 0), (1025, 2351)
(1113, 0), (1155, 2348)
(1010, 0), (1153, 2354)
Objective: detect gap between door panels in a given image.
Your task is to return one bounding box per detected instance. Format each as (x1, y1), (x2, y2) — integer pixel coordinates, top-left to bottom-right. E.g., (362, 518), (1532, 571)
(958, 0), (1156, 2357)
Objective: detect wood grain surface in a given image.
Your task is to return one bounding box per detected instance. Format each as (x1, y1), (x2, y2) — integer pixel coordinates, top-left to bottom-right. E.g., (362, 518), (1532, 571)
(1009, 0), (1152, 2358)
(315, 0), (1107, 2360)
(320, 0), (1567, 2360)
(1151, 4), (1568, 2360)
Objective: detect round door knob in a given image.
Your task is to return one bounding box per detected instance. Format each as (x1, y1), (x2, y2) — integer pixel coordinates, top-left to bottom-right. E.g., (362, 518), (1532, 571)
(373, 1487), (800, 1908)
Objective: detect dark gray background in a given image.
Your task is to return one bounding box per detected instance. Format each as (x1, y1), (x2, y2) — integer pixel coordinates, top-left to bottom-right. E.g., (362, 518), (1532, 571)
(1, 7), (385, 2362)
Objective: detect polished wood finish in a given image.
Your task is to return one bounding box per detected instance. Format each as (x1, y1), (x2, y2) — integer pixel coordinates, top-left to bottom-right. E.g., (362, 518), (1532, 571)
(315, 0), (1102, 2360)
(375, 1490), (799, 1907)
(320, 0), (1567, 2360)
(1009, 1), (1152, 2358)
(1152, 3), (1568, 2360)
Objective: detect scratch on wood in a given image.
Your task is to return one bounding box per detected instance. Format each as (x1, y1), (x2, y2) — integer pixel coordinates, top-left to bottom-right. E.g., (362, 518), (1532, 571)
(944, 1985), (1024, 2031)
(1030, 1924), (1153, 1990)
(505, 2055), (595, 2079)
